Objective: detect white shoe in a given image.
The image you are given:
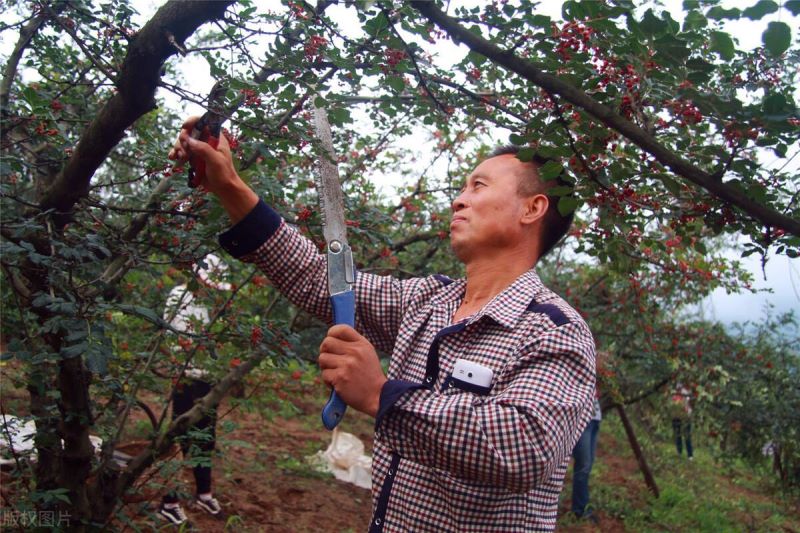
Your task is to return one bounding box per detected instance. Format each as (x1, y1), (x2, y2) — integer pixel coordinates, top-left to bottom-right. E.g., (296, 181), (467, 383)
(195, 496), (224, 517)
(159, 503), (188, 525)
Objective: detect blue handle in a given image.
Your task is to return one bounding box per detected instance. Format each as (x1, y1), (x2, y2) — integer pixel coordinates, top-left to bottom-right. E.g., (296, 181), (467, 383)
(322, 290), (355, 430)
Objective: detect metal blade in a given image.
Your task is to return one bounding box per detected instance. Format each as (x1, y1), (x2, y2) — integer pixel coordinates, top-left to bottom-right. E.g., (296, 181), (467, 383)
(312, 105), (348, 248)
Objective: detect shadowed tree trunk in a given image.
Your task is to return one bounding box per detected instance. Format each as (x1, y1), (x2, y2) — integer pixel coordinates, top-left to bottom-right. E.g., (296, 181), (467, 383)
(615, 403), (660, 498)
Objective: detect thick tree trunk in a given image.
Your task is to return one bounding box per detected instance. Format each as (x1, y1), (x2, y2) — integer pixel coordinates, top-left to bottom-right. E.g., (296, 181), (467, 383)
(57, 356), (95, 529)
(615, 403), (660, 498)
(27, 365), (62, 497)
(10, 1), (234, 528)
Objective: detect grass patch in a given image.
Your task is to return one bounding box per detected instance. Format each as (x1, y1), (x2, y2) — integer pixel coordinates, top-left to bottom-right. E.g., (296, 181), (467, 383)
(558, 414), (800, 532)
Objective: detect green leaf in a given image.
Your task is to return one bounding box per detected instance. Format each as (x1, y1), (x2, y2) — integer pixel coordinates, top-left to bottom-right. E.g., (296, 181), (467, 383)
(547, 185), (574, 196)
(314, 96), (326, 108)
(509, 133), (526, 145)
(516, 147), (536, 162)
(562, 1), (587, 20)
(539, 160), (564, 180)
(386, 76), (405, 93)
(654, 35), (690, 64)
(660, 175), (683, 196)
(762, 21), (791, 56)
(710, 31), (736, 60)
(773, 143), (788, 157)
(61, 342), (88, 359)
(683, 10), (707, 30)
(786, 0), (800, 15)
(762, 93), (787, 115)
(116, 304), (166, 328)
(364, 11), (389, 37)
(686, 57), (714, 72)
(640, 9), (667, 36)
(742, 0), (779, 19)
(328, 107), (352, 126)
(531, 15), (551, 28)
(467, 50), (486, 67)
(557, 196), (580, 216)
(707, 6), (741, 20)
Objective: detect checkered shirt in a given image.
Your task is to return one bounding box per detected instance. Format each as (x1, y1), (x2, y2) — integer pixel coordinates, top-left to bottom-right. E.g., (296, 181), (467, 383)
(220, 200), (596, 532)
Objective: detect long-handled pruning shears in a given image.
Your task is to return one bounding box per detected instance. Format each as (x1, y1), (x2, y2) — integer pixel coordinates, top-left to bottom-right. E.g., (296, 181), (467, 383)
(313, 104), (355, 430)
(188, 81), (227, 188)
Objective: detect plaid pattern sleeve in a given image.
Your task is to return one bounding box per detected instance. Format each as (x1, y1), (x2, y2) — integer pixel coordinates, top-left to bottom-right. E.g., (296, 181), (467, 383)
(218, 200), (437, 353)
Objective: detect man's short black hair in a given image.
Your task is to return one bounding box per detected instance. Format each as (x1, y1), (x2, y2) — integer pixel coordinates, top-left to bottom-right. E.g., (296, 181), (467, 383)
(488, 145), (575, 258)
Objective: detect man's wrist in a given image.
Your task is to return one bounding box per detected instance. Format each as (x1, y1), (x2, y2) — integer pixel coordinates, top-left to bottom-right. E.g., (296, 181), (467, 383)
(214, 176), (259, 224)
(369, 377), (389, 418)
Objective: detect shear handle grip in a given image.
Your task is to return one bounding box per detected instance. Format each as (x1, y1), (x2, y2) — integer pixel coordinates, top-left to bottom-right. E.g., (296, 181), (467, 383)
(187, 123), (219, 188)
(321, 290), (355, 430)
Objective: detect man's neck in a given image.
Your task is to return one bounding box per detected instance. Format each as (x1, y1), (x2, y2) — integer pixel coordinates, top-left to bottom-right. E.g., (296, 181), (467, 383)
(456, 248), (538, 318)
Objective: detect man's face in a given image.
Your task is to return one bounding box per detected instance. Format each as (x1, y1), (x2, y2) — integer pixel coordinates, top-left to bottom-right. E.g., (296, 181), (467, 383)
(449, 154), (532, 262)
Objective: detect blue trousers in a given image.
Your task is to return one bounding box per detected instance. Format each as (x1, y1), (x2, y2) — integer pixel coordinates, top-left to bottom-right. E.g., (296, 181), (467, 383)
(672, 417), (693, 458)
(571, 419), (600, 516)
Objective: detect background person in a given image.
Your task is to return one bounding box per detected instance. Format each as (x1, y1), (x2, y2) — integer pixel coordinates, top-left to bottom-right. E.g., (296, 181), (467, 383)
(158, 254), (231, 525)
(570, 394), (602, 520)
(670, 383), (694, 460)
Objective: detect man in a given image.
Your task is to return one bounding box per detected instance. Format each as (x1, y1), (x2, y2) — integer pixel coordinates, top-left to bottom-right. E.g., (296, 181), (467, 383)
(169, 118), (596, 532)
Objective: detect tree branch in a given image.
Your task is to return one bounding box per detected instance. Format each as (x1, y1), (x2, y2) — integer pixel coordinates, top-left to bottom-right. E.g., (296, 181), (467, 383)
(36, 0), (235, 224)
(411, 1), (800, 237)
(0, 3), (67, 112)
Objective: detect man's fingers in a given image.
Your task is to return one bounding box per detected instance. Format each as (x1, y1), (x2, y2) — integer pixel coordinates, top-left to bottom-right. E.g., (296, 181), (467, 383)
(327, 324), (363, 342)
(319, 335), (349, 356)
(320, 368), (339, 388)
(168, 116), (201, 161)
(181, 115), (203, 131)
(217, 130), (231, 155)
(182, 134), (220, 160)
(318, 352), (341, 370)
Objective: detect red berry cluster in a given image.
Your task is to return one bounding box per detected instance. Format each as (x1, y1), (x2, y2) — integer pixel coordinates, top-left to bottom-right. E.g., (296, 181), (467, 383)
(383, 48), (406, 70)
(586, 185), (650, 215)
(296, 206), (313, 221)
(287, 1), (309, 20)
(552, 20), (594, 61)
(665, 98), (703, 126)
(305, 35), (327, 62)
(250, 325), (263, 346)
(240, 88), (261, 107)
(722, 121), (759, 148)
(35, 122), (58, 136)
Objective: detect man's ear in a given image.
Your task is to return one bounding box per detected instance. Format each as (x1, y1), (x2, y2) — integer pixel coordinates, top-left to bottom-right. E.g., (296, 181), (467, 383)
(520, 193), (549, 225)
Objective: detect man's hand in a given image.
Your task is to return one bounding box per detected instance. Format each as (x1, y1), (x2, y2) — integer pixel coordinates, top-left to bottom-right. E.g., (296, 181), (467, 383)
(318, 325), (387, 418)
(168, 116), (258, 223)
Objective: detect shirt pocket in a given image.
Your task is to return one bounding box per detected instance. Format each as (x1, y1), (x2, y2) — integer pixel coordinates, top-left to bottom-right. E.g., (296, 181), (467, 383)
(441, 373), (493, 396)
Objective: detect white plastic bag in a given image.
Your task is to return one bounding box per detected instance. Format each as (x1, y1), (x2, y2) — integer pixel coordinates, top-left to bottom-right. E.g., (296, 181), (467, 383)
(308, 428), (372, 490)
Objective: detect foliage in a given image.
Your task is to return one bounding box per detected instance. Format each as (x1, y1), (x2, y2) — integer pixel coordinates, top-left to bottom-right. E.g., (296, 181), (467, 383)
(1, 0), (798, 529)
(584, 414), (800, 532)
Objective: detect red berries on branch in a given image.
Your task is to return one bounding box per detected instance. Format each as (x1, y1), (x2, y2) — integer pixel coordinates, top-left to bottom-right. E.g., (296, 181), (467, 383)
(305, 35), (328, 62)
